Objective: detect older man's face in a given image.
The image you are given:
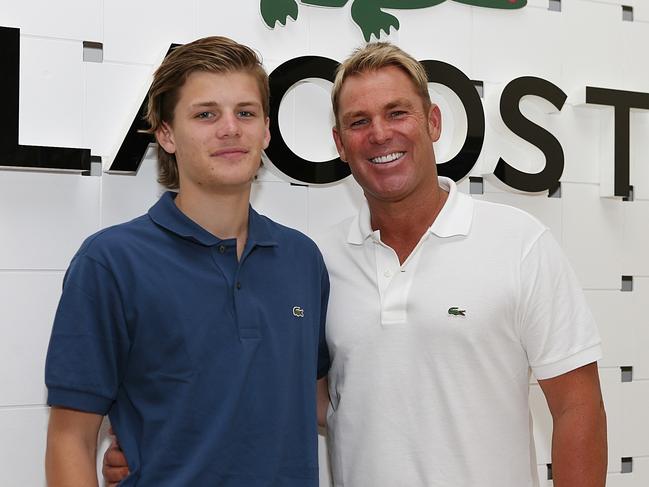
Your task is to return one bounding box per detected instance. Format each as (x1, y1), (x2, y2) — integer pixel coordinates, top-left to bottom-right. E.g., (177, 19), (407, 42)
(333, 66), (441, 206)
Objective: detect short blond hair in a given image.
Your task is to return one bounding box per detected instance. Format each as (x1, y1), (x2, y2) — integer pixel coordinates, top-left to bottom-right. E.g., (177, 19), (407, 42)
(145, 36), (269, 189)
(331, 42), (431, 127)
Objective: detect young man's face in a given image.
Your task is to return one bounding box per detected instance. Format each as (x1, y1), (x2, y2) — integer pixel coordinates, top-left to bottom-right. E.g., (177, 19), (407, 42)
(157, 70), (270, 195)
(333, 66), (441, 206)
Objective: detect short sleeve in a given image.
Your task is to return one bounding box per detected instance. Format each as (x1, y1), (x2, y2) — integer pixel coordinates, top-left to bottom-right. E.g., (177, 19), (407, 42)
(45, 254), (130, 414)
(519, 231), (601, 380)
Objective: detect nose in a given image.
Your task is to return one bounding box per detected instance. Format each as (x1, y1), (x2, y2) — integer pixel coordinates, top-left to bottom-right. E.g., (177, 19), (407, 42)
(368, 118), (391, 145)
(216, 113), (241, 138)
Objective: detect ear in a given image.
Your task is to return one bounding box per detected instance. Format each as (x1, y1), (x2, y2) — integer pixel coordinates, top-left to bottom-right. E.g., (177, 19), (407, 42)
(262, 116), (271, 150)
(155, 122), (176, 155)
(427, 104), (442, 143)
(332, 126), (347, 163)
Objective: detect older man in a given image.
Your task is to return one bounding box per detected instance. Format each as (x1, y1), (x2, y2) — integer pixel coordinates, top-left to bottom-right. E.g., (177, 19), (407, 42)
(314, 42), (606, 487)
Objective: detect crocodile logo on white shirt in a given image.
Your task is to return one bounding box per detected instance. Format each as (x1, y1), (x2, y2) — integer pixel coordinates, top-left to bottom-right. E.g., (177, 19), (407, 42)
(448, 307), (466, 317)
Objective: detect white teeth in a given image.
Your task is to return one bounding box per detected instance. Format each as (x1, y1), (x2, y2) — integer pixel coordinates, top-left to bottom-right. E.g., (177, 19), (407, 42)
(369, 152), (404, 164)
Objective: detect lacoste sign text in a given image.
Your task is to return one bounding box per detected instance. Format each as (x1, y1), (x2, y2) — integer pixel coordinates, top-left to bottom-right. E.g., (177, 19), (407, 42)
(2, 26), (648, 199)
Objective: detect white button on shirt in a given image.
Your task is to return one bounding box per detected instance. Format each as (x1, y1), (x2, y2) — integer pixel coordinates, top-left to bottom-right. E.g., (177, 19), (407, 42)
(373, 229), (428, 327)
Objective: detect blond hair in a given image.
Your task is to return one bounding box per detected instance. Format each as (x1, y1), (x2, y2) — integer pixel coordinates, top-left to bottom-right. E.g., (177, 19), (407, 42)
(331, 42), (431, 126)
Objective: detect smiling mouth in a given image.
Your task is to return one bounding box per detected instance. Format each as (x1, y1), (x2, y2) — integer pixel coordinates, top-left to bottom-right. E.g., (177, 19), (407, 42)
(368, 152), (405, 164)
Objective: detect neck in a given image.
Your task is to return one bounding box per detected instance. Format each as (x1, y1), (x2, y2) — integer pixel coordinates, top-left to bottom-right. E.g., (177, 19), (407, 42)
(175, 185), (251, 258)
(367, 184), (448, 264)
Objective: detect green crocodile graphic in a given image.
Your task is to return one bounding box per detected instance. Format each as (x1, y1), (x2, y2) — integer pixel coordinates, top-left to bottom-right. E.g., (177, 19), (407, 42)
(261, 0), (526, 42)
(448, 307), (466, 316)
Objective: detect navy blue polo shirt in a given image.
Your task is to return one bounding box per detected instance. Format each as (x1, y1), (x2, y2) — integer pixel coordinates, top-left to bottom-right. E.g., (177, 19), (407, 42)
(45, 192), (330, 486)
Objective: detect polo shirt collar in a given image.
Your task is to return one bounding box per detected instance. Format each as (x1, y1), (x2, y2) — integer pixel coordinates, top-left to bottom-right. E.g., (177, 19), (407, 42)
(428, 177), (474, 237)
(347, 176), (474, 244)
(149, 191), (278, 247)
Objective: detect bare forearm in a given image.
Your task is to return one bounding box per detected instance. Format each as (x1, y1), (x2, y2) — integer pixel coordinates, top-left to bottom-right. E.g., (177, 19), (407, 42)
(551, 402), (607, 487)
(46, 437), (99, 487)
(46, 407), (102, 487)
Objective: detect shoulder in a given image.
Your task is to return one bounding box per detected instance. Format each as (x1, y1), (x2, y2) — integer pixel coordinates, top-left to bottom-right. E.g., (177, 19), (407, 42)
(311, 216), (354, 256)
(76, 214), (153, 262)
(471, 197), (548, 244)
(260, 214), (318, 248)
(473, 197), (545, 228)
(256, 212), (326, 263)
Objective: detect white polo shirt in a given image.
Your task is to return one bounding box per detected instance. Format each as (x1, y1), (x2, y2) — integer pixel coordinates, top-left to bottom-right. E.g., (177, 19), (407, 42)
(317, 177), (601, 487)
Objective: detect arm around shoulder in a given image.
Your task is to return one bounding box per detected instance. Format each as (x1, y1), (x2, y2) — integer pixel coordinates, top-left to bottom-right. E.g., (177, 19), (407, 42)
(46, 406), (104, 487)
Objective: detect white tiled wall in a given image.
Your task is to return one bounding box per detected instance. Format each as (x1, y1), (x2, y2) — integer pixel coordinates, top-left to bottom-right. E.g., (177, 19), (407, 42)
(0, 407), (50, 486)
(560, 0), (625, 93)
(601, 367), (625, 473)
(19, 36), (85, 149)
(103, 0), (198, 64)
(0, 171), (100, 270)
(0, 272), (62, 406)
(0, 0), (102, 40)
(472, 5), (562, 84)
(630, 112), (649, 200)
(250, 181), (309, 234)
(561, 182), (625, 289)
(397, 2), (472, 75)
(101, 155), (164, 228)
(84, 61), (154, 161)
(1, 0), (648, 485)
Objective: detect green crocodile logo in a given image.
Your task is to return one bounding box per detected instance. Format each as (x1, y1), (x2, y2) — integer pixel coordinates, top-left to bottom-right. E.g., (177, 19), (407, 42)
(261, 0), (526, 42)
(448, 307), (466, 316)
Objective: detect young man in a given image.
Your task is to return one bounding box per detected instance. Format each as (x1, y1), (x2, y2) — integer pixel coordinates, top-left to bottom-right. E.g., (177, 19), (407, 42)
(45, 36), (329, 487)
(317, 42), (606, 487)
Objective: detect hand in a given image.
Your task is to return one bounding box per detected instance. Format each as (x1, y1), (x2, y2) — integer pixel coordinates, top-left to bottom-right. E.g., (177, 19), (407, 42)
(102, 428), (130, 487)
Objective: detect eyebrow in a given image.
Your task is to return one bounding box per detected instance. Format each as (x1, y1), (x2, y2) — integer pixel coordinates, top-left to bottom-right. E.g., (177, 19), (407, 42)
(188, 100), (262, 110)
(341, 98), (416, 123)
(341, 110), (367, 124)
(385, 99), (415, 111)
